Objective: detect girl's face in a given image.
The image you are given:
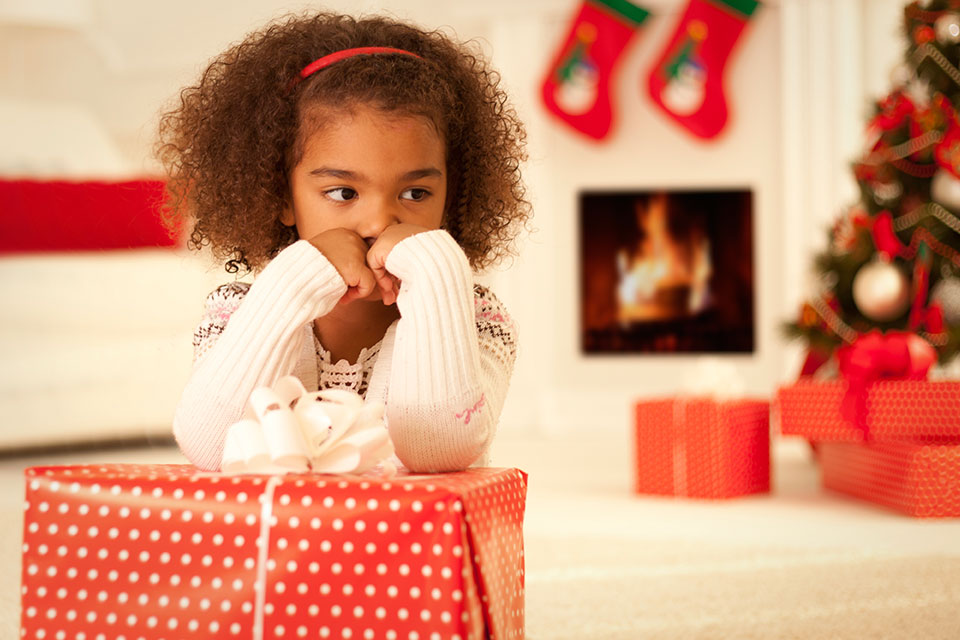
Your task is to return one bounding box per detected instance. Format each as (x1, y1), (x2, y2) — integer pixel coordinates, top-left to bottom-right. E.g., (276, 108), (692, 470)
(283, 105), (447, 243)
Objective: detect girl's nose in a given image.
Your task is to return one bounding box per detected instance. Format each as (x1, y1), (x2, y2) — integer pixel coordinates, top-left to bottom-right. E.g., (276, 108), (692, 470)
(359, 202), (399, 244)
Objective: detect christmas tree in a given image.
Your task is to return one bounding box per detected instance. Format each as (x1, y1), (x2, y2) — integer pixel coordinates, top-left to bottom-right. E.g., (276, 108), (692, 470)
(787, 0), (960, 375)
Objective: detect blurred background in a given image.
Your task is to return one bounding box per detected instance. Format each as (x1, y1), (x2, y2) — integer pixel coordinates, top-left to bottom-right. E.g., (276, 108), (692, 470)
(0, 0), (908, 449)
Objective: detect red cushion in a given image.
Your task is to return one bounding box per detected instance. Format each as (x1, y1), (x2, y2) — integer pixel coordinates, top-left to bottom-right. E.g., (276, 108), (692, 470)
(0, 179), (180, 253)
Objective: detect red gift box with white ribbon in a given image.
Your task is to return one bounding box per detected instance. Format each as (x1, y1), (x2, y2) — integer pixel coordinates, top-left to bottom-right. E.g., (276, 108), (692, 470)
(775, 380), (960, 442)
(20, 464), (527, 639)
(634, 398), (770, 499)
(819, 440), (960, 518)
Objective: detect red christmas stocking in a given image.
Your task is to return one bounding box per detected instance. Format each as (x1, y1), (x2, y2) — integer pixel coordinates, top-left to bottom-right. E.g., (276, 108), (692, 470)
(646, 0), (760, 139)
(541, 0), (650, 141)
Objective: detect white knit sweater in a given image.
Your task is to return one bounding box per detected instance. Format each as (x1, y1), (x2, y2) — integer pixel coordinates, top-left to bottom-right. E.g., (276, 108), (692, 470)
(172, 230), (517, 473)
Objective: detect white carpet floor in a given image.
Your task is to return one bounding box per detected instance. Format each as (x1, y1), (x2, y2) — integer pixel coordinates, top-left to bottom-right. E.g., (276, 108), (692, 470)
(3, 431), (960, 639)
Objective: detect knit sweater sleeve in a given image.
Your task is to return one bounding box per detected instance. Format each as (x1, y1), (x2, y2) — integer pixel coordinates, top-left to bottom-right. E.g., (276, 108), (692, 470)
(173, 240), (347, 470)
(382, 229), (518, 472)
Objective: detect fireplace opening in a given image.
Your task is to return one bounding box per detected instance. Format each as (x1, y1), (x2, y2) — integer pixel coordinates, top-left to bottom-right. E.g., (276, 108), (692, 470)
(580, 189), (755, 354)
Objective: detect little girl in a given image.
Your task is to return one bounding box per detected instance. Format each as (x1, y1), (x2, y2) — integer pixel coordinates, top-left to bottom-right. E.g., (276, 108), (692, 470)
(158, 12), (529, 473)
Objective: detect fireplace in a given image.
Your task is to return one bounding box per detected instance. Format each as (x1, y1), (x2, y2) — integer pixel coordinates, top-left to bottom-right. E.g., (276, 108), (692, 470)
(580, 189), (755, 354)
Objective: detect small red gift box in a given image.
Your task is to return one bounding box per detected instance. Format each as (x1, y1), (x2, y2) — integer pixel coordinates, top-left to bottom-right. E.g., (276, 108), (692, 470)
(776, 380), (960, 442)
(634, 398), (770, 499)
(21, 464), (527, 640)
(819, 440), (960, 518)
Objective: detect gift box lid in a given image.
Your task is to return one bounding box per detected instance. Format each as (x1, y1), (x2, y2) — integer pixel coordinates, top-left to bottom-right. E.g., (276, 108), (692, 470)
(776, 380), (960, 443)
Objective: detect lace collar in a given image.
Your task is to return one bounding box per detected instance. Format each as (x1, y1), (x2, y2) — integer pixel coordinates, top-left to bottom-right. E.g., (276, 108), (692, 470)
(313, 334), (383, 369)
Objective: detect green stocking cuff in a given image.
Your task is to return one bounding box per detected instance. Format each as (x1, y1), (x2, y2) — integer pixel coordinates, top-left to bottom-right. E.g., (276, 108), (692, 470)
(590, 0), (651, 26)
(712, 0), (760, 19)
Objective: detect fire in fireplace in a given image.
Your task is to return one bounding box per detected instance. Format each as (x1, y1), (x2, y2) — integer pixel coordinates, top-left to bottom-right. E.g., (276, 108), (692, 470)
(580, 189), (755, 354)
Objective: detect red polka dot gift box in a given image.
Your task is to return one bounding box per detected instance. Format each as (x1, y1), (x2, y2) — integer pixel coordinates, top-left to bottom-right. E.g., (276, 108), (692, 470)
(634, 398), (770, 499)
(818, 440), (960, 518)
(775, 380), (960, 442)
(20, 464), (527, 640)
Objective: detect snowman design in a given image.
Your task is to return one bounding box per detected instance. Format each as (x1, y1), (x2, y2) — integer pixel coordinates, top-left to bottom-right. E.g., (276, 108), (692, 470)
(661, 58), (706, 116)
(555, 23), (600, 116)
(660, 20), (708, 116)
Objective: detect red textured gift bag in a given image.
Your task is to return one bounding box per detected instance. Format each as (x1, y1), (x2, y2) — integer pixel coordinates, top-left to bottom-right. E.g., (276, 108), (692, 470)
(21, 464), (527, 640)
(775, 380), (960, 442)
(819, 440), (960, 518)
(634, 398), (770, 499)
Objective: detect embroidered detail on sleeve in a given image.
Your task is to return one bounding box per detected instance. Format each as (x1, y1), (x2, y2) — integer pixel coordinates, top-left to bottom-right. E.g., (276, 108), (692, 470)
(192, 281), (251, 362)
(455, 394), (486, 425)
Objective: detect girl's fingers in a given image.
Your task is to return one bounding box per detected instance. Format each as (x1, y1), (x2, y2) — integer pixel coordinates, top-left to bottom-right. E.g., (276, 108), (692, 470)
(372, 266), (395, 304)
(343, 232), (409, 305)
(389, 275), (400, 305)
(353, 266), (377, 299)
(382, 284), (396, 306)
(367, 245), (399, 305)
(375, 276), (400, 307)
(338, 260), (377, 304)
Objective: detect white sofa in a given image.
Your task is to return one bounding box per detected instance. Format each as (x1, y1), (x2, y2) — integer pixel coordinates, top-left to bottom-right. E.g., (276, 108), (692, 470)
(0, 248), (230, 449)
(0, 99), (233, 449)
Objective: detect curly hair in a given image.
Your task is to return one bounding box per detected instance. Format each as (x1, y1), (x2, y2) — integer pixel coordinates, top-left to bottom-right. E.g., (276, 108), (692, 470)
(156, 11), (530, 273)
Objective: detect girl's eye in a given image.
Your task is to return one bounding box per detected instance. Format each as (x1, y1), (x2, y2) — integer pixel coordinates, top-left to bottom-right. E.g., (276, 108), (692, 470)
(326, 188), (357, 202)
(401, 188), (430, 202)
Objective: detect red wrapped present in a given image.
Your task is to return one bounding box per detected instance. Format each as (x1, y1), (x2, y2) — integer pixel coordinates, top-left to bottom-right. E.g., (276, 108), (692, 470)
(634, 398), (770, 499)
(776, 380), (960, 442)
(819, 440), (960, 518)
(21, 465), (527, 639)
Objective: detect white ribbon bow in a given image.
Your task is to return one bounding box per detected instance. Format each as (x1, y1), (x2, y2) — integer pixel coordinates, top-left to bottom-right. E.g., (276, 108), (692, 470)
(221, 376), (395, 476)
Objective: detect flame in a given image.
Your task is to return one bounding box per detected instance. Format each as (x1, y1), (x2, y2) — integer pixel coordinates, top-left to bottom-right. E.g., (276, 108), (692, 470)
(616, 194), (713, 324)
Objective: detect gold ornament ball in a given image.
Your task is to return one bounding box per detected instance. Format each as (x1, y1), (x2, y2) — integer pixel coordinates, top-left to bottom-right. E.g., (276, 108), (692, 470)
(936, 13), (960, 44)
(931, 168), (960, 210)
(852, 260), (911, 322)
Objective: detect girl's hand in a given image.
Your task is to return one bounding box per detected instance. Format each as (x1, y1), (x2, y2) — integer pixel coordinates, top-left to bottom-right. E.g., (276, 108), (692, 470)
(307, 228), (377, 304)
(367, 224), (430, 305)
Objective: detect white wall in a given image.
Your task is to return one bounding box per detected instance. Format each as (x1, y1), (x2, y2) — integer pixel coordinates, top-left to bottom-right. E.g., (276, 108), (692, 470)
(0, 0), (910, 442)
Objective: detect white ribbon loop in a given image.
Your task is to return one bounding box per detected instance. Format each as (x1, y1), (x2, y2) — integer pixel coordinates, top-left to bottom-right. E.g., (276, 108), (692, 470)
(293, 401), (333, 450)
(249, 388), (311, 472)
(272, 375), (309, 407)
(222, 375), (395, 475)
(222, 419), (269, 473)
(309, 400), (360, 458)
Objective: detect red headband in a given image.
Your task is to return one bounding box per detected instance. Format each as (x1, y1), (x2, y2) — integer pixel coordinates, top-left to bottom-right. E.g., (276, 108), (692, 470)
(295, 46), (422, 86)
